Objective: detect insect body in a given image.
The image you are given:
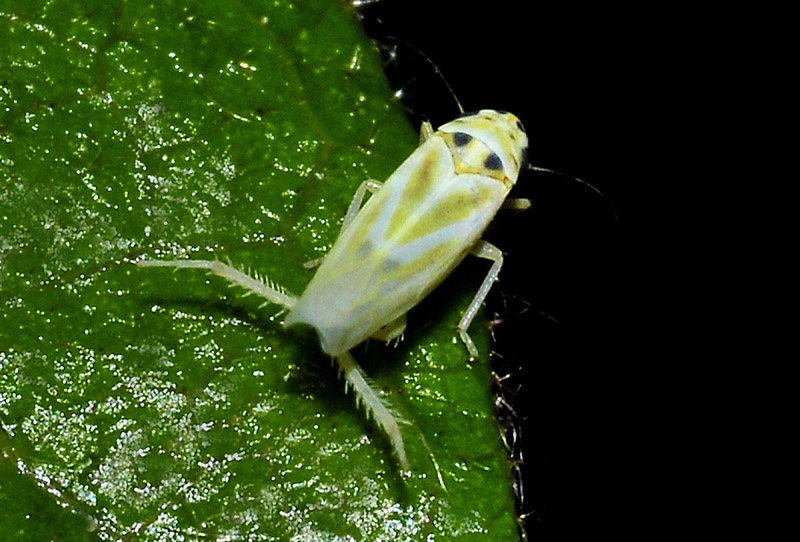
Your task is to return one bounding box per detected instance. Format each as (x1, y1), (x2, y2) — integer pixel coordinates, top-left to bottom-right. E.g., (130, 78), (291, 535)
(138, 109), (529, 471)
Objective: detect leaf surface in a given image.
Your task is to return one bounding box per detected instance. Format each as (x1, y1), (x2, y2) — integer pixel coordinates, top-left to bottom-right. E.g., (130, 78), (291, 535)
(0, 1), (518, 539)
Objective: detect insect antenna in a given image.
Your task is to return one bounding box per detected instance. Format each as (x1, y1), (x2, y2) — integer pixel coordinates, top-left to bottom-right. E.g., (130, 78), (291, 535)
(529, 165), (620, 221)
(383, 35), (465, 116)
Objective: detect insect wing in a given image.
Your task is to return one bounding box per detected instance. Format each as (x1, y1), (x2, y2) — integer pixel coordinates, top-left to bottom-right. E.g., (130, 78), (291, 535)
(285, 135), (506, 356)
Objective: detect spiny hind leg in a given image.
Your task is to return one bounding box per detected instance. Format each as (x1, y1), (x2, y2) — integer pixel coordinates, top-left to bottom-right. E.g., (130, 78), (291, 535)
(458, 240), (504, 360)
(304, 179), (384, 270)
(137, 259), (297, 309)
(335, 351), (409, 471)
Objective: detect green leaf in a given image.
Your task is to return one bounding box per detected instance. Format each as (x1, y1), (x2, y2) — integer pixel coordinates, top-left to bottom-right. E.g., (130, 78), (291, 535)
(0, 1), (518, 539)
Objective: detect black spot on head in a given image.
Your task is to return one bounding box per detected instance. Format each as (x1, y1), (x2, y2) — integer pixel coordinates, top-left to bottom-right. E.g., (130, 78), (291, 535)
(484, 152), (503, 170)
(516, 119), (526, 133)
(453, 132), (473, 147)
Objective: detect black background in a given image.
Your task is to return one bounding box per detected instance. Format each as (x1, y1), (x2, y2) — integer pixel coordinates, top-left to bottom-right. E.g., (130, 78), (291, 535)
(356, 1), (669, 538)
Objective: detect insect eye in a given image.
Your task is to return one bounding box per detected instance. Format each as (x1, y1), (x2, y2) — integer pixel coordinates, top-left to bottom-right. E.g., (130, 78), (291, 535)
(484, 152), (503, 171)
(516, 120), (525, 133)
(453, 132), (473, 147)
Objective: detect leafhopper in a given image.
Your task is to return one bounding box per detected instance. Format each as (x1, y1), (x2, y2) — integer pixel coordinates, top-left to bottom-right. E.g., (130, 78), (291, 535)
(138, 109), (529, 471)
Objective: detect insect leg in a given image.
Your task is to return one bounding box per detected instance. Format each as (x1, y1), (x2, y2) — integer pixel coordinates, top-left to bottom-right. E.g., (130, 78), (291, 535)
(419, 121), (435, 144)
(137, 259), (297, 309)
(342, 179), (384, 230)
(336, 351), (409, 471)
(370, 313), (407, 344)
(304, 179), (384, 270)
(458, 240), (504, 360)
(501, 198), (532, 211)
